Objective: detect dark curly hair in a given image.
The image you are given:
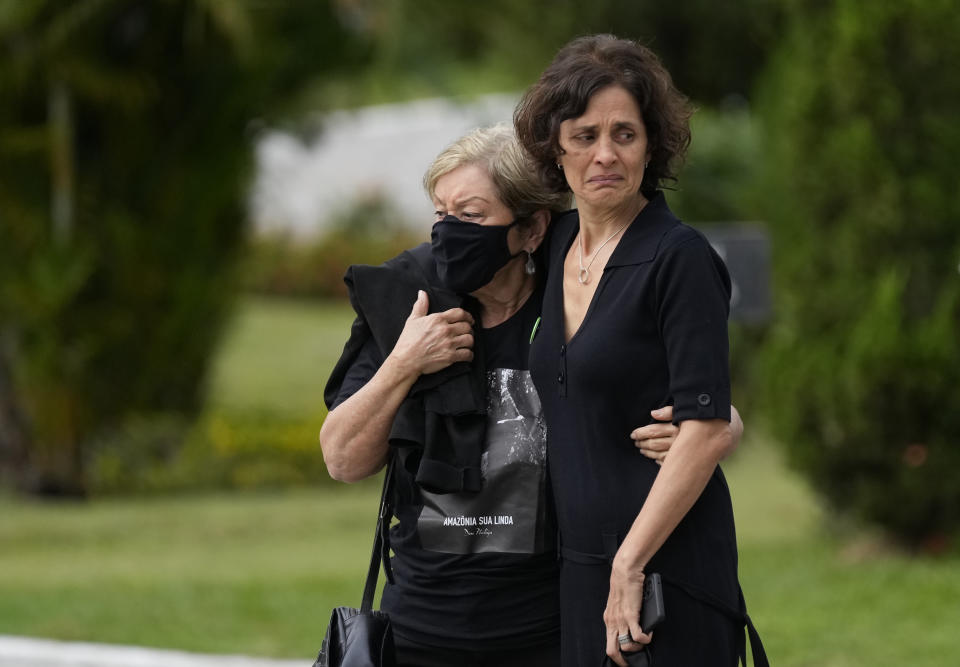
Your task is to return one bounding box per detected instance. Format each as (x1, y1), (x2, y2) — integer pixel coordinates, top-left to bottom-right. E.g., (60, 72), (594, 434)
(514, 34), (693, 198)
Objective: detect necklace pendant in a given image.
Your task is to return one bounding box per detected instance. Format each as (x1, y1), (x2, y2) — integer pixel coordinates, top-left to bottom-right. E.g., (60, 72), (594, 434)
(578, 268), (589, 285)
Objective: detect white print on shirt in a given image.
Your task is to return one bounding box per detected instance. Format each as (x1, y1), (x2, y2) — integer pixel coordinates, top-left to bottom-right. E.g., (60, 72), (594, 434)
(417, 369), (549, 555)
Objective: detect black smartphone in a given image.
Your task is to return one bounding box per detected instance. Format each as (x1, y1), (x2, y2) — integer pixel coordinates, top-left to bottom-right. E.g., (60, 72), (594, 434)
(640, 572), (666, 633)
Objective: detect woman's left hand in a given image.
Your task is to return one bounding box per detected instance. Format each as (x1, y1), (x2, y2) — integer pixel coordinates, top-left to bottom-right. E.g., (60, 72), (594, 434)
(632, 404), (744, 463)
(603, 558), (652, 666)
(630, 406), (679, 465)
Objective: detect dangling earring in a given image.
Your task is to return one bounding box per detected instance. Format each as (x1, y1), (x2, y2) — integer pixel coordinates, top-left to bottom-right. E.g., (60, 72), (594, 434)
(524, 250), (536, 275)
(556, 162), (563, 171)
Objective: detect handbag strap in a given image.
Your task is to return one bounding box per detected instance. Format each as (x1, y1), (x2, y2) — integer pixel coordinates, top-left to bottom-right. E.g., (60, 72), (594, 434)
(360, 454), (396, 612)
(661, 576), (769, 667)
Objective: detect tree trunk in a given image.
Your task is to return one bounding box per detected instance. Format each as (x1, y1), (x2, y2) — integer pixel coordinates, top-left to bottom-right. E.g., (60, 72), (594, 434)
(0, 336), (31, 487)
(49, 79), (74, 245)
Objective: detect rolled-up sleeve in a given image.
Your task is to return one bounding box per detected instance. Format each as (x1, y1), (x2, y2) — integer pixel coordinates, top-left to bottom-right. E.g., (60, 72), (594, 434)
(328, 335), (384, 410)
(655, 232), (732, 424)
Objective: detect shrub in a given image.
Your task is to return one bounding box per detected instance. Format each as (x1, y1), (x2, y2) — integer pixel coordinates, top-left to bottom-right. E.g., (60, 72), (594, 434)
(242, 194), (422, 299)
(670, 103), (762, 224)
(86, 410), (334, 495)
(755, 0), (960, 544)
(0, 2), (364, 495)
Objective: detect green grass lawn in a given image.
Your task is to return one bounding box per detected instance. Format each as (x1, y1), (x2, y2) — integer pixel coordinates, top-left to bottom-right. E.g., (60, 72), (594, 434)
(206, 296), (357, 419)
(0, 483), (382, 658)
(1, 296), (958, 664)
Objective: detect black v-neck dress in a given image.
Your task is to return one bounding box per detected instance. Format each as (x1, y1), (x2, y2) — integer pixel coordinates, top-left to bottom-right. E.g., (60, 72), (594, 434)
(530, 193), (743, 665)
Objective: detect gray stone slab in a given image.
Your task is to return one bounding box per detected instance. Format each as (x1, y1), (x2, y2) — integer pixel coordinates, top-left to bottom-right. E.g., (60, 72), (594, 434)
(0, 636), (305, 667)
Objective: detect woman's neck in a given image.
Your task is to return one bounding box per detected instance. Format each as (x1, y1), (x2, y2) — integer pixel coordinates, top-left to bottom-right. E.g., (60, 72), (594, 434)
(472, 258), (536, 329)
(577, 193), (649, 252)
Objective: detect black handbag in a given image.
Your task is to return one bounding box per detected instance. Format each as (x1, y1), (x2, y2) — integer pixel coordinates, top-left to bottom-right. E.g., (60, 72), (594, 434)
(313, 459), (397, 667)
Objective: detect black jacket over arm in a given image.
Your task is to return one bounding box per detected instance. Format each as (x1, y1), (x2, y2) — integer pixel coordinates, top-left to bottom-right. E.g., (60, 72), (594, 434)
(323, 243), (487, 494)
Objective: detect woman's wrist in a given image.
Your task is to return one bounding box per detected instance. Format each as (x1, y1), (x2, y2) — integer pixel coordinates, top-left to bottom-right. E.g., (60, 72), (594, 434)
(382, 350), (422, 383)
(612, 544), (647, 577)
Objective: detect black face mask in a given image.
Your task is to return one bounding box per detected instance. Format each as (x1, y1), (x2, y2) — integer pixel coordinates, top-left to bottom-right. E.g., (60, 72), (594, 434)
(430, 215), (521, 293)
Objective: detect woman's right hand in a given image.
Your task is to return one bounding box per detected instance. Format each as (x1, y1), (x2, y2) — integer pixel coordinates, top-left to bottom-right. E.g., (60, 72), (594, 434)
(389, 290), (475, 377)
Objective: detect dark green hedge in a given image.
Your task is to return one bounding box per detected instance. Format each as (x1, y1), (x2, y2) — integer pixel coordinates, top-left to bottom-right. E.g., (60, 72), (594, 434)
(0, 1), (364, 495)
(755, 0), (960, 545)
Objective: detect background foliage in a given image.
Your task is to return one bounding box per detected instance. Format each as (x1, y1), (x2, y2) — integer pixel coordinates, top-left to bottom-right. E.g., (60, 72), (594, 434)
(755, 0), (960, 544)
(319, 0), (783, 107)
(84, 297), (355, 495)
(242, 195), (421, 300)
(0, 0), (366, 495)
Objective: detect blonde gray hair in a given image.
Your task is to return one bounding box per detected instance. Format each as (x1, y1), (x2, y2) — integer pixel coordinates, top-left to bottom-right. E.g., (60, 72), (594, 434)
(424, 123), (571, 220)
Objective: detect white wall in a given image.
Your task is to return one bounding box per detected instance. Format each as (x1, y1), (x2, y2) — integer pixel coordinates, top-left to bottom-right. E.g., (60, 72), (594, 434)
(250, 94), (519, 238)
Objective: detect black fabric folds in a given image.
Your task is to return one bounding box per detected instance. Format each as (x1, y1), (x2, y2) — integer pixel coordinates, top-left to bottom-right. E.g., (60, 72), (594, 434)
(324, 243), (488, 494)
(602, 649), (651, 667)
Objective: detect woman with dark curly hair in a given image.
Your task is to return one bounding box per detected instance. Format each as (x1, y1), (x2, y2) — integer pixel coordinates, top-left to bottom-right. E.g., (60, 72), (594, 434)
(515, 35), (766, 666)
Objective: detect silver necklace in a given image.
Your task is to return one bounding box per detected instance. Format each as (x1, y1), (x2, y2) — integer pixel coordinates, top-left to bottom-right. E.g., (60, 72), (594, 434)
(577, 220), (630, 285)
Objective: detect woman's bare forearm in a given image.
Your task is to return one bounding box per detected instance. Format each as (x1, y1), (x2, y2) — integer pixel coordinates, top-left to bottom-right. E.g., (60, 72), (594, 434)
(615, 419), (732, 572)
(319, 356), (418, 482)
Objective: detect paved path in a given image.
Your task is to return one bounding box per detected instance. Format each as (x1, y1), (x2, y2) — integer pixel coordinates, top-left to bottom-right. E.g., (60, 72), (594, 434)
(0, 636), (306, 667)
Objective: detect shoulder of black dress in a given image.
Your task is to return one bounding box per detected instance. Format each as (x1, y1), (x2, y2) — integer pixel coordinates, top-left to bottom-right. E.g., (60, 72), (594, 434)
(658, 222), (711, 254)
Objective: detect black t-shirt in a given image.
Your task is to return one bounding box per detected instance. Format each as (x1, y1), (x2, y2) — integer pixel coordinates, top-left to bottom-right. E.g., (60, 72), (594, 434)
(332, 290), (559, 650)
